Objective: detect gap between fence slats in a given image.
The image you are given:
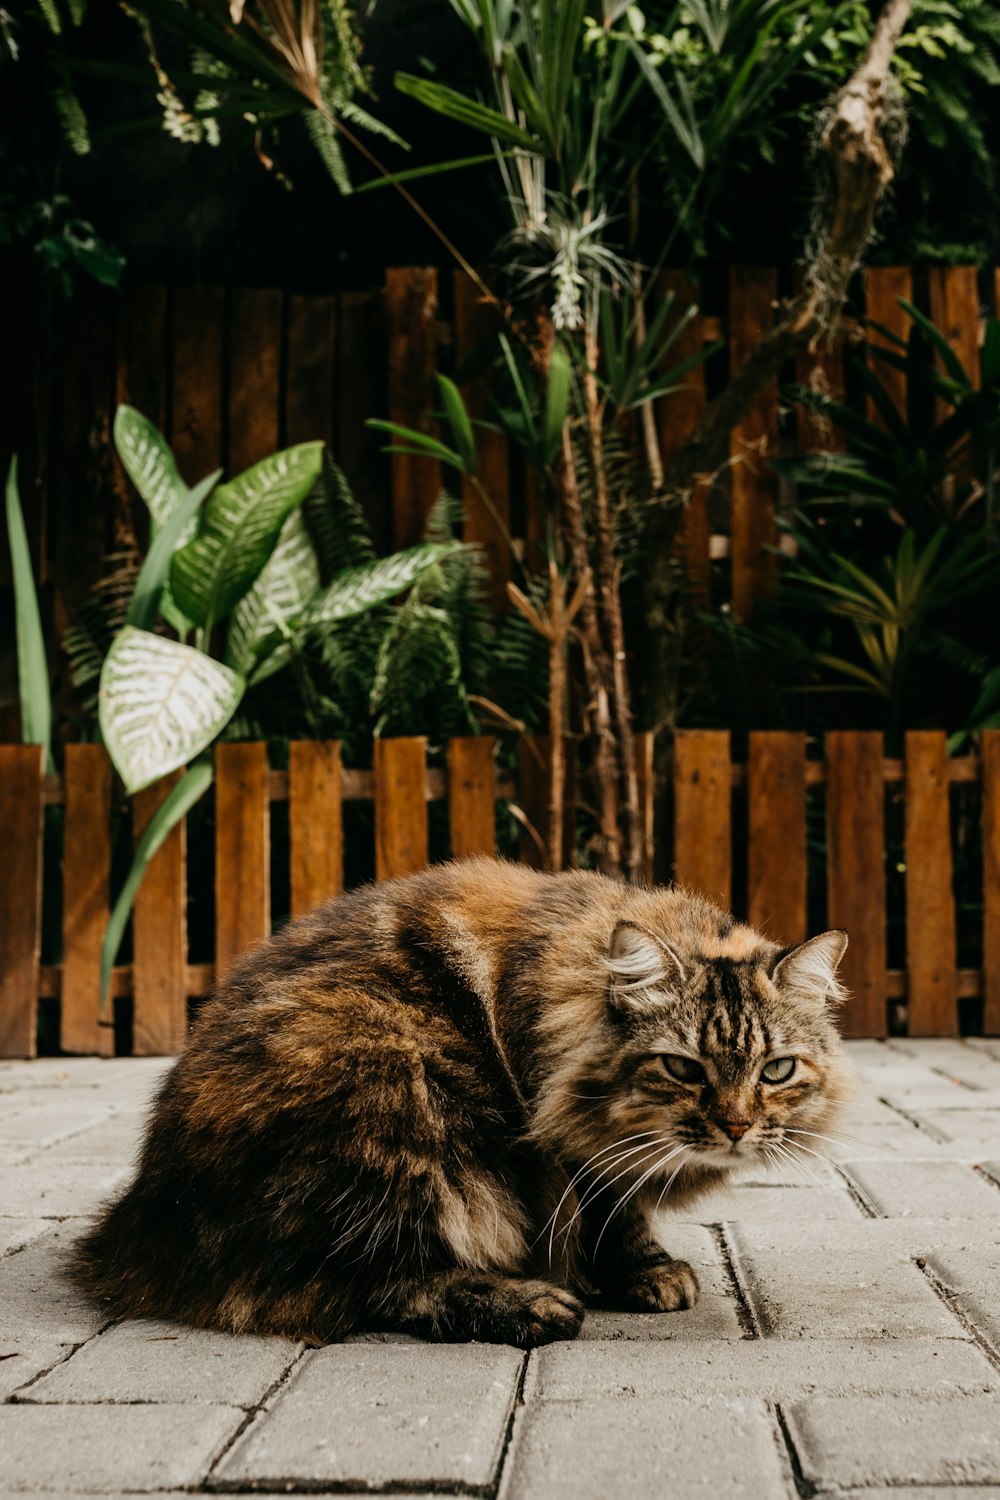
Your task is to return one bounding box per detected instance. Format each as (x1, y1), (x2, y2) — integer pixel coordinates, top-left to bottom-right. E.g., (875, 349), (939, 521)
(747, 731), (807, 947)
(0, 745), (44, 1057)
(826, 731), (887, 1037)
(386, 267), (440, 547)
(61, 745), (113, 1056)
(228, 287), (282, 473)
(132, 770), (188, 1056)
(905, 731), (958, 1036)
(673, 731), (732, 908)
(374, 737), (429, 879)
(215, 742), (271, 980)
(448, 737), (496, 860)
(289, 740), (343, 918)
(982, 730), (1000, 1035)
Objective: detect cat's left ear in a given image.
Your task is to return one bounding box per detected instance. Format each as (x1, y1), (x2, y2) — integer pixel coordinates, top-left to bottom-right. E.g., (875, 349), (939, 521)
(607, 922), (686, 1011)
(771, 930), (848, 1003)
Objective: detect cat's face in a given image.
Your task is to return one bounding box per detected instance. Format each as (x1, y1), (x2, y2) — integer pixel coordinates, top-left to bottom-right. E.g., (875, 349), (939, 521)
(601, 923), (852, 1180)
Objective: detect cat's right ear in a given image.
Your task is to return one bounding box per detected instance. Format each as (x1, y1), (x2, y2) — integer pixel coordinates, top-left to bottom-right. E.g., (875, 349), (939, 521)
(607, 922), (686, 1011)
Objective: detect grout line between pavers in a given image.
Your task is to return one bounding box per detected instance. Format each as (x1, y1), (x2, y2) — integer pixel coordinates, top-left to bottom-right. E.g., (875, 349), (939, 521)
(202, 1339), (312, 1488)
(771, 1400), (817, 1499)
(877, 1096), (951, 1142)
(975, 1162), (1000, 1195)
(916, 1256), (1000, 1372)
(711, 1224), (762, 1338)
(489, 1348), (530, 1500)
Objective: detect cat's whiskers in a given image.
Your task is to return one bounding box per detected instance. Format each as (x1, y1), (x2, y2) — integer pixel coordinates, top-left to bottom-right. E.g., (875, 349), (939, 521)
(592, 1144), (691, 1259)
(780, 1134), (886, 1217)
(764, 1140), (845, 1216)
(550, 1139), (674, 1259)
(782, 1126), (899, 1191)
(540, 1131), (663, 1260)
(651, 1147), (694, 1217)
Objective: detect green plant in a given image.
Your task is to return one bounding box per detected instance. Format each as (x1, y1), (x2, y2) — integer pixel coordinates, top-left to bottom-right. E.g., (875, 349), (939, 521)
(4, 457), (53, 768)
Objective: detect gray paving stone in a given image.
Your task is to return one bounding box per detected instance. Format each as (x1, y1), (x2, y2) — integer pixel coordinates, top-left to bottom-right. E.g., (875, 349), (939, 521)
(822, 1121), (956, 1162)
(918, 1109), (1000, 1149)
(0, 1100), (113, 1151)
(0, 1218), (51, 1256)
(0, 1340), (69, 1400)
(728, 1215), (1000, 1259)
(579, 1222), (743, 1340)
(879, 1084), (1000, 1110)
(24, 1319), (302, 1408)
(216, 1343), (523, 1492)
(0, 1403), (244, 1492)
(821, 1491), (1000, 1500)
(677, 1182), (861, 1223)
(38, 1117), (146, 1165)
(498, 1396), (791, 1500)
(785, 1393), (1000, 1487)
(925, 1244), (1000, 1353)
(843, 1159), (1000, 1217)
(0, 1228), (104, 1345)
(735, 1246), (963, 1338)
(0, 1162), (128, 1218)
(888, 1039), (1000, 1085)
(525, 1336), (999, 1402)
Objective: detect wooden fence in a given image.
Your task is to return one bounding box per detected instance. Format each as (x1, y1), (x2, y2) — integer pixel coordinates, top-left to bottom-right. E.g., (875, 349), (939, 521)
(1, 263), (992, 683)
(1, 728), (998, 1058)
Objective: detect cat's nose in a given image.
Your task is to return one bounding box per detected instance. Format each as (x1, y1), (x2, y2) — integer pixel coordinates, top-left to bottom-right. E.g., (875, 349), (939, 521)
(716, 1118), (752, 1141)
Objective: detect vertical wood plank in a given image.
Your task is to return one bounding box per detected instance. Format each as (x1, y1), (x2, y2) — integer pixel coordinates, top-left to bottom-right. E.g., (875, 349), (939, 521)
(61, 745), (113, 1055)
(215, 743), (270, 977)
(673, 731), (731, 908)
(634, 730), (656, 884)
(132, 771), (188, 1055)
(729, 268), (778, 620)
(826, 731), (887, 1037)
(228, 287), (283, 474)
(795, 269), (845, 453)
(337, 290), (385, 548)
(448, 737), (496, 860)
(171, 285), (224, 486)
(289, 741), (343, 918)
(516, 736), (550, 870)
(657, 272), (710, 608)
(747, 732), (807, 946)
(905, 731), (957, 1036)
(453, 272), (511, 610)
(983, 731), (1000, 1035)
(386, 268), (440, 547)
(285, 295), (336, 446)
(374, 737), (428, 880)
(0, 745), (44, 1058)
(928, 266), (980, 424)
(864, 266), (913, 420)
(116, 285), (168, 434)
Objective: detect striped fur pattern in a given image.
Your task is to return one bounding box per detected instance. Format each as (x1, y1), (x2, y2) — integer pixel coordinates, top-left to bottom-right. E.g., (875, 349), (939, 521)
(72, 860), (852, 1346)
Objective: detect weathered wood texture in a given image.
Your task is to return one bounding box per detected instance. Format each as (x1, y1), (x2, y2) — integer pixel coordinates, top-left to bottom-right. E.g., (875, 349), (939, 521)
(864, 266), (914, 420)
(385, 267), (440, 548)
(61, 745), (113, 1055)
(215, 742), (271, 979)
(132, 771), (188, 1056)
(905, 731), (958, 1036)
(747, 731), (807, 947)
(826, 731), (887, 1038)
(673, 730), (732, 908)
(448, 736), (496, 860)
(0, 745), (44, 1057)
(374, 736), (429, 879)
(982, 731), (1000, 1036)
(728, 267), (778, 619)
(289, 740), (343, 917)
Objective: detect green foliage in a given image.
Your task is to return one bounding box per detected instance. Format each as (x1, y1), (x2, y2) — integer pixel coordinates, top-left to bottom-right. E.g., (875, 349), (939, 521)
(0, 192), (124, 297)
(4, 458), (53, 767)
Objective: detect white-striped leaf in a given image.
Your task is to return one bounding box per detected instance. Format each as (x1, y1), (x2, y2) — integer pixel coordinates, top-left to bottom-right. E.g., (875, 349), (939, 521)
(225, 509), (320, 679)
(171, 441), (324, 629)
(99, 626), (244, 793)
(306, 543), (463, 628)
(114, 406), (189, 529)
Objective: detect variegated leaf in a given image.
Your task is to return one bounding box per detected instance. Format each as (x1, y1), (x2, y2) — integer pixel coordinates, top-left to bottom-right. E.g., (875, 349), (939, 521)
(114, 406), (189, 529)
(171, 442), (324, 629)
(225, 510), (321, 678)
(306, 543), (463, 628)
(99, 626), (244, 793)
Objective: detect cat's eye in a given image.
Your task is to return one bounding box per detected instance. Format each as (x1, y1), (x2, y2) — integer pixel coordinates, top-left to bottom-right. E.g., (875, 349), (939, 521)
(660, 1054), (706, 1085)
(761, 1057), (796, 1084)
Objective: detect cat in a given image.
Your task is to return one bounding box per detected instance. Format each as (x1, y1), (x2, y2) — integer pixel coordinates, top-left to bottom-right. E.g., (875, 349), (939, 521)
(71, 858), (851, 1347)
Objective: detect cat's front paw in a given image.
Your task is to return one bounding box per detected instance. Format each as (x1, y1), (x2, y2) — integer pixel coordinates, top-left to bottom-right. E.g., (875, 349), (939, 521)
(622, 1259), (699, 1313)
(500, 1280), (585, 1347)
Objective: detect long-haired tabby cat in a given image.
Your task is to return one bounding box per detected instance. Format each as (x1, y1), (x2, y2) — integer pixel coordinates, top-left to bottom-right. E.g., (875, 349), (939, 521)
(73, 859), (851, 1347)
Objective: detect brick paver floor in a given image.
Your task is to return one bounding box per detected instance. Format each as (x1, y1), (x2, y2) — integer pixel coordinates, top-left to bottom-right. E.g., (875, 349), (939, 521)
(2, 1039), (999, 1497)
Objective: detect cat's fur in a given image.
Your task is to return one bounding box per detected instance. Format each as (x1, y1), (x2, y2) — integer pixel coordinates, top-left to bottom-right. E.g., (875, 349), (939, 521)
(72, 859), (851, 1347)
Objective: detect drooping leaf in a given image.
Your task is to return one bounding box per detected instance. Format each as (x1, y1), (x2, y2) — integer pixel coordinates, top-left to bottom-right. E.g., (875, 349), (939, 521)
(5, 458), (52, 765)
(436, 374), (477, 474)
(99, 627), (244, 792)
(171, 441), (324, 629)
(306, 544), (464, 629)
(226, 509), (321, 679)
(100, 759), (213, 1006)
(395, 72), (543, 151)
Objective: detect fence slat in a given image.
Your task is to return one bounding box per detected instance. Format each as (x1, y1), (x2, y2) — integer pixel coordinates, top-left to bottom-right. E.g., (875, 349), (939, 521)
(454, 272), (511, 611)
(289, 741), (343, 918)
(0, 745), (44, 1057)
(116, 285), (168, 434)
(905, 731), (958, 1035)
(729, 267), (778, 619)
(285, 295), (336, 446)
(928, 266), (980, 427)
(228, 287), (283, 473)
(374, 737), (428, 879)
(215, 743), (271, 978)
(448, 737), (496, 860)
(673, 730), (731, 908)
(826, 731), (887, 1037)
(336, 290), (382, 546)
(386, 268), (440, 547)
(794, 269), (844, 453)
(656, 273), (710, 609)
(171, 285), (224, 485)
(516, 736), (549, 869)
(747, 732), (807, 946)
(61, 745), (113, 1055)
(981, 730), (1000, 1035)
(864, 267), (913, 420)
(635, 731), (656, 884)
(132, 771), (188, 1056)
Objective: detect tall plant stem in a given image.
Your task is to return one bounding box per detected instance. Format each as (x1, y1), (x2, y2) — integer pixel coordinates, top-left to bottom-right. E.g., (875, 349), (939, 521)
(546, 561), (567, 872)
(583, 327), (643, 882)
